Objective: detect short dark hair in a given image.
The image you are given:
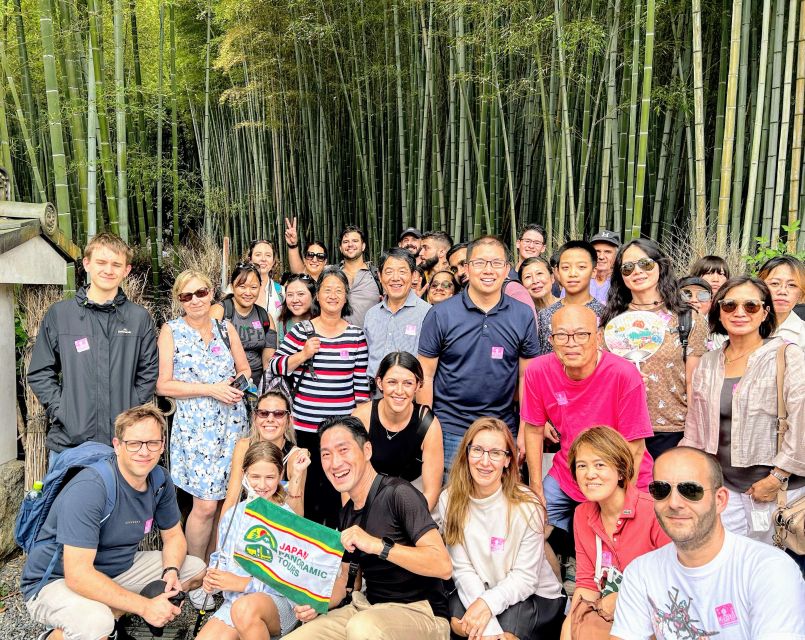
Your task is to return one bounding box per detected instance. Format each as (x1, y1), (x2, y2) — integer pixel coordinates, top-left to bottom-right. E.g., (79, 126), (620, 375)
(422, 230), (454, 249)
(466, 235), (511, 262)
(519, 223), (546, 242)
(318, 415), (369, 447)
(657, 447), (724, 489)
(557, 240), (597, 266)
(311, 267), (353, 318)
(379, 247), (416, 272)
(518, 256), (553, 281)
(708, 276), (777, 337)
(339, 225), (367, 245)
(691, 255), (730, 279)
(446, 242), (469, 263)
(376, 351), (423, 383)
(229, 261), (262, 288)
(758, 255), (805, 294)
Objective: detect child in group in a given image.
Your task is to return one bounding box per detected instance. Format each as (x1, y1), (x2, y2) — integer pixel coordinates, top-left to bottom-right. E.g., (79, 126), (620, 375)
(197, 441), (310, 640)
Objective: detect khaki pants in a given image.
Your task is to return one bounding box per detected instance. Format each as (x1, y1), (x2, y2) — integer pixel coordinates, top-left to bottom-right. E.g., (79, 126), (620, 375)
(26, 551), (206, 640)
(284, 591), (450, 640)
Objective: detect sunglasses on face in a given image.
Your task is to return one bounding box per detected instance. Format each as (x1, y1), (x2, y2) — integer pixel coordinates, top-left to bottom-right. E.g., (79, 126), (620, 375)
(681, 288), (712, 302)
(305, 252), (327, 261)
(718, 299), (763, 314)
(620, 258), (657, 276)
(431, 281), (455, 290)
(648, 480), (712, 502)
(255, 409), (290, 419)
(177, 287), (210, 303)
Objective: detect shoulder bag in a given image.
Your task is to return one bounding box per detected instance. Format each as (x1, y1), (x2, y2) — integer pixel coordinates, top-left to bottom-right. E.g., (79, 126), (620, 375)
(569, 535), (615, 640)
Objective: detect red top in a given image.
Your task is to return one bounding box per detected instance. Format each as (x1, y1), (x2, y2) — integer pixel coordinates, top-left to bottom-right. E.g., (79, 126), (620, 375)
(572, 484), (671, 591)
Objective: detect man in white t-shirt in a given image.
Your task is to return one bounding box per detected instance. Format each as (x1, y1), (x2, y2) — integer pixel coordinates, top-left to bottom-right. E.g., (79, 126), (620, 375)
(611, 447), (805, 640)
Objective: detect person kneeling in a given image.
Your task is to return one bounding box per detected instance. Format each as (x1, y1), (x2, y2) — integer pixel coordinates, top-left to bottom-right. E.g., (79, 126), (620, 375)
(21, 405), (206, 640)
(284, 416), (452, 640)
(437, 418), (566, 640)
(197, 441), (310, 640)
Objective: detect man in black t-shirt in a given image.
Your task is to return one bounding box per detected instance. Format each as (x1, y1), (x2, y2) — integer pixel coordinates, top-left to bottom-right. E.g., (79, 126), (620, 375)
(285, 416), (451, 640)
(22, 405), (206, 640)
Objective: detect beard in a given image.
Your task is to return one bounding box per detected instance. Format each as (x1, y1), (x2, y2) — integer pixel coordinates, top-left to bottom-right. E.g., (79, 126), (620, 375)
(658, 500), (719, 552)
(421, 255), (439, 271)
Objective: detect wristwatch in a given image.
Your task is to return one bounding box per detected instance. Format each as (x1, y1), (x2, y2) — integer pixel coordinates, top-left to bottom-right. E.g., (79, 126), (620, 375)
(378, 536), (395, 560)
(770, 469), (790, 486)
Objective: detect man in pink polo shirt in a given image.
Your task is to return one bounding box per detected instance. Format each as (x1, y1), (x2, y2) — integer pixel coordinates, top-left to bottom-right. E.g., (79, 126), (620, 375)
(521, 305), (654, 561)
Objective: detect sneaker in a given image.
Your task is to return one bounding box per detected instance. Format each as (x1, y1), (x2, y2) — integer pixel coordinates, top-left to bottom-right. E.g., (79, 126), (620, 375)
(188, 587), (215, 611)
(36, 631), (53, 640)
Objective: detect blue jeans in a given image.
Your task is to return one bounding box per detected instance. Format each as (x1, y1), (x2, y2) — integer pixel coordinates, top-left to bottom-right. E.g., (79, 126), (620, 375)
(442, 431), (465, 482)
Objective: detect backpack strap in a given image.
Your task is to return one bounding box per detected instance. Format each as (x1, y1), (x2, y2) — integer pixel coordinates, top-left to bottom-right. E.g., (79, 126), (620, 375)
(415, 405), (435, 447)
(342, 473), (385, 602)
(215, 319), (232, 352)
(255, 304), (271, 331)
(222, 297), (235, 322)
(677, 308), (692, 366)
(367, 262), (384, 298)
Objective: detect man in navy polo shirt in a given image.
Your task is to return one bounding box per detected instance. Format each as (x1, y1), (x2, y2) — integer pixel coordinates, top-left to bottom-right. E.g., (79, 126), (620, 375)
(417, 235), (539, 470)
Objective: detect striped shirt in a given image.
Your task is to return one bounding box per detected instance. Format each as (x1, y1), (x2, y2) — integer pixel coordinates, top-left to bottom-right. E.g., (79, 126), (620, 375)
(270, 323), (370, 433)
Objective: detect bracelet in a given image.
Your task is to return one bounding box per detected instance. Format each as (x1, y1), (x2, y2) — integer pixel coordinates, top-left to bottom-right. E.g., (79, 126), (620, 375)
(161, 566), (180, 579)
(287, 493), (303, 499)
(286, 242), (298, 249)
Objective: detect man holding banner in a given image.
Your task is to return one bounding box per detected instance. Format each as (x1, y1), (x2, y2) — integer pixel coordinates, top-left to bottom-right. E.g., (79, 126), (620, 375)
(285, 416), (452, 640)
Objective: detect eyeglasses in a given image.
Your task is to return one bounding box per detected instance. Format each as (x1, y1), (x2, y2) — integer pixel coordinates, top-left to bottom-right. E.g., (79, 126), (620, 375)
(431, 281), (455, 290)
(467, 444), (511, 462)
(122, 439), (164, 453)
(467, 259), (508, 270)
(520, 239), (545, 247)
(305, 252), (327, 261)
(681, 289), (712, 303)
(620, 258), (656, 276)
(718, 299), (763, 314)
(254, 409), (290, 419)
(550, 331), (593, 345)
(648, 480), (713, 502)
(177, 287), (210, 303)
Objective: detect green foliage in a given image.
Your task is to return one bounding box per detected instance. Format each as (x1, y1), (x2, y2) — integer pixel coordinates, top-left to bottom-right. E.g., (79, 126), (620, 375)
(744, 221), (805, 274)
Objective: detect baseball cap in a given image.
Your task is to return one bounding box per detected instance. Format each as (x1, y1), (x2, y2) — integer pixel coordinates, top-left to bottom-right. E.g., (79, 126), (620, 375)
(590, 230), (621, 247)
(678, 276), (712, 293)
(399, 227), (422, 242)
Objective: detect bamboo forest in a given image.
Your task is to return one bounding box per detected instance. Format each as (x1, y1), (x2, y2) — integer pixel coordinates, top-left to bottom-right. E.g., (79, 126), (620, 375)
(1, 0), (804, 279)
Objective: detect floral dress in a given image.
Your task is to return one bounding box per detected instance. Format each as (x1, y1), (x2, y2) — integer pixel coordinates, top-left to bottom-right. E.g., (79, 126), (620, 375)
(168, 317), (248, 500)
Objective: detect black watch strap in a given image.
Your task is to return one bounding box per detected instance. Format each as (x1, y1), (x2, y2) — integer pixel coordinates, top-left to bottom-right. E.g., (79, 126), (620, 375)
(378, 537), (395, 561)
(161, 566), (180, 578)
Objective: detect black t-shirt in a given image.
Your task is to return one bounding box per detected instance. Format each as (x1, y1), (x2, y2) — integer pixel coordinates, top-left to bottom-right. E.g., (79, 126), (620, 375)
(340, 474), (448, 618)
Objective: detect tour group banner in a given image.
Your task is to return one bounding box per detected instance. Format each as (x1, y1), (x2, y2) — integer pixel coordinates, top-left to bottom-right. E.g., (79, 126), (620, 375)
(233, 497), (345, 613)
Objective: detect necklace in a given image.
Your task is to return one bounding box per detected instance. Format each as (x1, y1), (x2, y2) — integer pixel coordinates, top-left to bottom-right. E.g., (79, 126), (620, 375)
(382, 425), (401, 440)
(725, 343), (762, 364)
(629, 300), (662, 307)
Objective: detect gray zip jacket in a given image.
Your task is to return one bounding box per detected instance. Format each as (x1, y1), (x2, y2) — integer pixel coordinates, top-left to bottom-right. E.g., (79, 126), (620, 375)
(27, 286), (158, 452)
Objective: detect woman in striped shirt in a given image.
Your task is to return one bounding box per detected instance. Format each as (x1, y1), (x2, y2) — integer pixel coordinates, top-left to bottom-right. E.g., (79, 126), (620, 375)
(269, 266), (370, 525)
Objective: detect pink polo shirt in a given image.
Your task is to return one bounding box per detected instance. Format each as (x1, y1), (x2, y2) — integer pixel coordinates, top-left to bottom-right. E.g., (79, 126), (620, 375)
(573, 484), (671, 591)
(521, 350), (654, 501)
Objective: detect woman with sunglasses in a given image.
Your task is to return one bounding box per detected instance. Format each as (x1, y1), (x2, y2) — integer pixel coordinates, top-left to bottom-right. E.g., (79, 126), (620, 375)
(601, 238), (708, 459)
(284, 215), (329, 280)
(519, 256), (558, 311)
(212, 263), (277, 389)
(269, 266), (370, 526)
(156, 270), (250, 604)
(438, 417), (565, 640)
(561, 427), (670, 640)
(682, 276), (805, 555)
(246, 239), (284, 325)
(277, 273), (316, 344)
(221, 390), (310, 518)
(426, 270), (460, 305)
(352, 352), (444, 510)
(758, 255), (805, 349)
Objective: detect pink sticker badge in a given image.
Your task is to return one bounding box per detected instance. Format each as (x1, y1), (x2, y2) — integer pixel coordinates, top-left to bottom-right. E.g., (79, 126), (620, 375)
(715, 603), (738, 628)
(144, 518), (153, 534)
(211, 344), (223, 356)
(491, 346), (504, 359)
(252, 320), (262, 330)
(405, 324), (417, 336)
(74, 337), (90, 353)
(275, 300), (283, 308)
(490, 537), (505, 553)
(601, 551), (613, 567)
(555, 391), (568, 406)
(340, 349), (350, 360)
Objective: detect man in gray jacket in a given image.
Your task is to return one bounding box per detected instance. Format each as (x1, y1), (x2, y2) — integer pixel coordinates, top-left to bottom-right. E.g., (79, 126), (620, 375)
(28, 233), (158, 467)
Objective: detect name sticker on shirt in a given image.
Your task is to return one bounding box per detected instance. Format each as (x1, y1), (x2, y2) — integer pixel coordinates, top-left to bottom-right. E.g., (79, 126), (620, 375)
(252, 320), (262, 330)
(275, 300), (282, 308)
(715, 603), (739, 628)
(490, 536), (505, 553)
(211, 344), (223, 356)
(74, 337), (90, 353)
(491, 346), (504, 359)
(144, 518), (153, 534)
(405, 324), (417, 336)
(601, 550), (613, 567)
(340, 349), (350, 360)
(555, 391), (568, 406)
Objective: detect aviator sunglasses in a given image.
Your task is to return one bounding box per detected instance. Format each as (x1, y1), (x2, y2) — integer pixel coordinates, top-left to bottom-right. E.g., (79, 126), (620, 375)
(177, 287), (210, 303)
(620, 258), (657, 277)
(648, 480), (713, 502)
(718, 299), (763, 314)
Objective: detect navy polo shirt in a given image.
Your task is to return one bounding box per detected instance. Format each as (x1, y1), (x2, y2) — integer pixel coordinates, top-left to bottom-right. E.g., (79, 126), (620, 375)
(418, 288), (539, 436)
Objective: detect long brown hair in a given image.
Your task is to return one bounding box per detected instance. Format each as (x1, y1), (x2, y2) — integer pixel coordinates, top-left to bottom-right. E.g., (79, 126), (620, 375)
(443, 417), (542, 546)
(242, 441), (286, 505)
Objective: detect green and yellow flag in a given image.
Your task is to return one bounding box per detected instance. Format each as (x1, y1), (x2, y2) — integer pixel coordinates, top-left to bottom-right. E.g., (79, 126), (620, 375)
(233, 498), (345, 613)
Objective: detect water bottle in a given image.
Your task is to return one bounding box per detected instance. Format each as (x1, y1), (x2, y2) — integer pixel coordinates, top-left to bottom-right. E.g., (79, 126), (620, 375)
(27, 480), (43, 500)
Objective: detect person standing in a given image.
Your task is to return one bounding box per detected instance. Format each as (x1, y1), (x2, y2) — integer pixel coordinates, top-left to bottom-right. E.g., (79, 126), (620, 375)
(418, 236), (539, 470)
(337, 225), (383, 326)
(515, 224), (547, 269)
(447, 243), (469, 287)
(419, 231), (453, 283)
(28, 232), (158, 467)
(589, 229), (620, 304)
(246, 239), (284, 325)
(759, 255), (805, 349)
(398, 227), (423, 261)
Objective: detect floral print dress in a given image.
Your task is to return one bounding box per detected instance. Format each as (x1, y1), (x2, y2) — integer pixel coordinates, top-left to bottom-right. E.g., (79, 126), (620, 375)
(168, 317), (247, 500)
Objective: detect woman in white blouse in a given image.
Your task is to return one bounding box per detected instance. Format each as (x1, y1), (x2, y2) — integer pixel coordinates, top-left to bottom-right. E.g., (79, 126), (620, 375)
(759, 256), (805, 349)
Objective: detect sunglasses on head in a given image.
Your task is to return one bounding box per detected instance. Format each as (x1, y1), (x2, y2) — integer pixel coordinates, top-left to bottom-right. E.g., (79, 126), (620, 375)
(718, 299), (763, 314)
(681, 288), (712, 302)
(305, 252), (327, 261)
(620, 257), (657, 276)
(254, 409), (289, 419)
(648, 480), (713, 502)
(177, 287), (210, 303)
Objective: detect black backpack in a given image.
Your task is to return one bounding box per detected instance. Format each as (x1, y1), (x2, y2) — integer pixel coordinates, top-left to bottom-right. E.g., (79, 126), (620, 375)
(221, 296), (272, 333)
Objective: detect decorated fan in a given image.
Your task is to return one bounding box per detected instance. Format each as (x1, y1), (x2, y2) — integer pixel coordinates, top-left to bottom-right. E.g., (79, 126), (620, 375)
(604, 311), (666, 371)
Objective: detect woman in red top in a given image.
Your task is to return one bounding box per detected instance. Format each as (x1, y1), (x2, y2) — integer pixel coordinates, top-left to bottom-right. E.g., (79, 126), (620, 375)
(561, 427), (670, 640)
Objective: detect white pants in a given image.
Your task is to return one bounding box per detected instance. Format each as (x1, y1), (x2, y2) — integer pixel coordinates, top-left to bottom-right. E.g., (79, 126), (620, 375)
(721, 485), (805, 545)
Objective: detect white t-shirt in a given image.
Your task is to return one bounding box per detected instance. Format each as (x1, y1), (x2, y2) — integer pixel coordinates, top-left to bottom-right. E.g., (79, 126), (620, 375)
(611, 531), (805, 640)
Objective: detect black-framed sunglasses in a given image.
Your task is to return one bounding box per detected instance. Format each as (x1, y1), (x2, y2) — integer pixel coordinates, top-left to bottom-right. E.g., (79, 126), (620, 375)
(718, 299), (763, 314)
(305, 251), (327, 261)
(648, 480), (713, 502)
(620, 258), (657, 276)
(254, 409), (290, 419)
(681, 288), (712, 303)
(177, 287), (210, 303)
